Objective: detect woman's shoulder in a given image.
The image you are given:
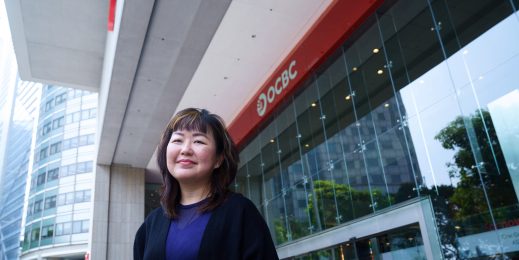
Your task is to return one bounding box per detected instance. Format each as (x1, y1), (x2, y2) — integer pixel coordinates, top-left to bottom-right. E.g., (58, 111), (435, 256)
(221, 192), (258, 212)
(144, 206), (169, 224)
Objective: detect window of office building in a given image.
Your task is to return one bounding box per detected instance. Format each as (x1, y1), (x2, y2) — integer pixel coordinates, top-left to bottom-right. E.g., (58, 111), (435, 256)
(49, 141), (61, 155)
(54, 92), (67, 105)
(237, 0), (519, 258)
(45, 100), (53, 112)
(47, 168), (59, 182)
(52, 116), (64, 129)
(39, 147), (48, 161)
(41, 122), (51, 136)
(44, 195), (57, 210)
(41, 225), (54, 239)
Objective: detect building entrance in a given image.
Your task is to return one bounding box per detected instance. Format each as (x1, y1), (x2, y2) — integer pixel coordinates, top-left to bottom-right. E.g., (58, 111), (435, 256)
(277, 198), (440, 259)
(293, 224), (426, 260)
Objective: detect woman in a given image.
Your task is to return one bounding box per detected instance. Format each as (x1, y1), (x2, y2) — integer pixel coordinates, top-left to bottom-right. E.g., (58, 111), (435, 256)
(134, 108), (279, 260)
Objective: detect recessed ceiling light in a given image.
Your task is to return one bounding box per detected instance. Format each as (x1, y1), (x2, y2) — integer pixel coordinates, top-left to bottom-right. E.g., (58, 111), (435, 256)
(305, 144), (309, 147)
(345, 95), (351, 100)
(373, 48), (380, 54)
(311, 102), (317, 107)
(270, 139), (275, 143)
(352, 67), (358, 71)
(377, 69), (384, 75)
(384, 103), (389, 108)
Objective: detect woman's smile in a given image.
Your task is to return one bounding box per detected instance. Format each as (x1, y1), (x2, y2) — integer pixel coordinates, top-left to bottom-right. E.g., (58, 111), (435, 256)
(177, 159), (196, 166)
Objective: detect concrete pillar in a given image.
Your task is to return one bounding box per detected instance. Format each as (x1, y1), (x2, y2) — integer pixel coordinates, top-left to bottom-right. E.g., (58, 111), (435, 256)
(89, 164), (145, 260)
(89, 164), (110, 260)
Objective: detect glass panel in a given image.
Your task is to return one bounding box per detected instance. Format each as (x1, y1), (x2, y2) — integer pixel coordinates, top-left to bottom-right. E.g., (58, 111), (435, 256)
(260, 121), (282, 201)
(63, 222), (71, 235)
(75, 191), (83, 203)
(378, 224), (426, 259)
(234, 166), (248, 194)
(429, 0), (513, 57)
(245, 155), (263, 208)
(266, 195), (288, 245)
(72, 221), (82, 234)
(82, 220), (89, 233)
(66, 192), (74, 204)
(84, 190), (91, 202)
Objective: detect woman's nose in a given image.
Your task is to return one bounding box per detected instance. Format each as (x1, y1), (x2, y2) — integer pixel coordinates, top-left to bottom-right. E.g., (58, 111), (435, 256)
(180, 142), (193, 155)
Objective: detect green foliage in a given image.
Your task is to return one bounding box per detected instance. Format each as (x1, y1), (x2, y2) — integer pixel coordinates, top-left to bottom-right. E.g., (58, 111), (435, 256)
(273, 216), (309, 244)
(433, 109), (517, 258)
(434, 110), (515, 220)
(272, 180), (394, 244)
(308, 180), (391, 228)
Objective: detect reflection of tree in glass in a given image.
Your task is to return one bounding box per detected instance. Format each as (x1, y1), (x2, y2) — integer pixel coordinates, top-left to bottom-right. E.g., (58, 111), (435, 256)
(394, 182), (459, 258)
(308, 180), (391, 227)
(272, 180), (391, 244)
(273, 216), (309, 245)
(435, 110), (516, 220)
(433, 109), (518, 259)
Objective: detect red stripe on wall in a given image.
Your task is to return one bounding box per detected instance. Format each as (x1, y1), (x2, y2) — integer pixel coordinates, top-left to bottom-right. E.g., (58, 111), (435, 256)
(108, 0), (117, 31)
(228, 0), (383, 148)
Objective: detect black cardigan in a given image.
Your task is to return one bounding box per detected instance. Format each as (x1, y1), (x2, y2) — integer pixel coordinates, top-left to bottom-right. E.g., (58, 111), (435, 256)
(133, 193), (279, 260)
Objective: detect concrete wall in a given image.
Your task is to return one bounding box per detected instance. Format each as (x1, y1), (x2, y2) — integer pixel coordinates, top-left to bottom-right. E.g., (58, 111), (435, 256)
(89, 164), (144, 260)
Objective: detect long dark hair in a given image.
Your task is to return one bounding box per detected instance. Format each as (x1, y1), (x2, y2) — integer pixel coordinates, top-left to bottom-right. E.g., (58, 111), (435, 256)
(157, 108), (239, 218)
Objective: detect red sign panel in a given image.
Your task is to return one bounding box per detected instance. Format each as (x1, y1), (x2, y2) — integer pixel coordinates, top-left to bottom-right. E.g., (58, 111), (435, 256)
(228, 0), (383, 147)
(108, 0), (117, 31)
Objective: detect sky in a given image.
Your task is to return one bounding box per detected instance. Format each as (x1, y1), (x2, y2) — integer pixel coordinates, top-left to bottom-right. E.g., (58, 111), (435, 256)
(0, 1), (12, 54)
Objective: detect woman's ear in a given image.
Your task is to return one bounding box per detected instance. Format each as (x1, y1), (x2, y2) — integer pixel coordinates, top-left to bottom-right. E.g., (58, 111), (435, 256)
(214, 155), (224, 169)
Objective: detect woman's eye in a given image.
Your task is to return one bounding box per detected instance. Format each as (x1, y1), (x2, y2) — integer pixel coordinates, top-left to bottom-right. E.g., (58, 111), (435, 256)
(194, 140), (206, 144)
(171, 139), (182, 143)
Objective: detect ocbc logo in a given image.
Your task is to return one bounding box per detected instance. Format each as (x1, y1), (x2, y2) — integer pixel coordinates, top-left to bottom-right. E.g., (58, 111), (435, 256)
(257, 60), (298, 116)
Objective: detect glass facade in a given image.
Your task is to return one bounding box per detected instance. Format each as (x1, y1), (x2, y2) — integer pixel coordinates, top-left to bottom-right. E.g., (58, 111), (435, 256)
(21, 86), (97, 259)
(1, 6), (43, 258)
(235, 0), (519, 259)
(0, 81), (41, 260)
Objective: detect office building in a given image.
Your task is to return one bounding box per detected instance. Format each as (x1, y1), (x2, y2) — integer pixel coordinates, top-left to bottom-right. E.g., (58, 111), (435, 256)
(0, 80), (41, 260)
(20, 85), (97, 259)
(1, 4), (42, 258)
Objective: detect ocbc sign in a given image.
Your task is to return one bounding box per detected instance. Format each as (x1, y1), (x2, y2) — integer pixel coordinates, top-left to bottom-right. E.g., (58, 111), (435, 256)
(257, 60), (298, 116)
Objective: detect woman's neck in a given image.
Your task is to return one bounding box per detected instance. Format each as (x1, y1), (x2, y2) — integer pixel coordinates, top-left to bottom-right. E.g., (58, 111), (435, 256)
(179, 184), (210, 205)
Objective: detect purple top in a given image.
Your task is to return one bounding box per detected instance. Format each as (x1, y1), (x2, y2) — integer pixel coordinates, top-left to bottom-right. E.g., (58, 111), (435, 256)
(165, 199), (212, 260)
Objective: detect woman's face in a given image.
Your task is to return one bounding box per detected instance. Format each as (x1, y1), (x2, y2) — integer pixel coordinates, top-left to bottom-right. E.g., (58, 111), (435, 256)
(166, 129), (221, 186)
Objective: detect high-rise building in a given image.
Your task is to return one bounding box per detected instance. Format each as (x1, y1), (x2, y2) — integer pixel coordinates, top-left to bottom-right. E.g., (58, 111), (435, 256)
(0, 80), (41, 260)
(0, 0), (17, 190)
(20, 85), (97, 259)
(1, 3), (42, 259)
